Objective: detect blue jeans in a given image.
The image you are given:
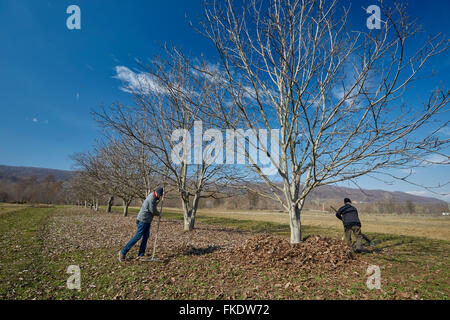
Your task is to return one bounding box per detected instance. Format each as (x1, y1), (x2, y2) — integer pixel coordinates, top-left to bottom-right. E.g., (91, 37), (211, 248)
(121, 220), (151, 257)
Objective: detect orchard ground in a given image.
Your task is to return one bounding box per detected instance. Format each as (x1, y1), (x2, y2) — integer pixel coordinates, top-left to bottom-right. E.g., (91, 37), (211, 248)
(0, 203), (448, 299)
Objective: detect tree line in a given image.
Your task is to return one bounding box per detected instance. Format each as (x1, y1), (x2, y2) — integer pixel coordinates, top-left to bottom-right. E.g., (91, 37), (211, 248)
(0, 175), (71, 204)
(1, 174), (446, 216)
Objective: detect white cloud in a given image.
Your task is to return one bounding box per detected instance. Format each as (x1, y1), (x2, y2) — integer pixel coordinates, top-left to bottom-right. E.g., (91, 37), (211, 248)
(27, 117), (48, 124)
(438, 127), (450, 136)
(114, 66), (165, 95)
(399, 168), (417, 174)
(425, 154), (450, 165)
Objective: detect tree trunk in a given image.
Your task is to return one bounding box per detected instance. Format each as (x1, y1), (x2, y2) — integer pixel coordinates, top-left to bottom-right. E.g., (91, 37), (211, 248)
(181, 199), (195, 231)
(84, 200), (87, 208)
(123, 199), (131, 217)
(183, 209), (196, 231)
(106, 196), (114, 213)
(182, 199), (192, 231)
(95, 199), (99, 211)
(182, 193), (200, 231)
(289, 205), (302, 244)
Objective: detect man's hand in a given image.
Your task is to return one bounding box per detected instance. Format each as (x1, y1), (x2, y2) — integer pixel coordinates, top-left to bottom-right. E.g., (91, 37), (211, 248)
(153, 211), (161, 217)
(331, 206), (342, 220)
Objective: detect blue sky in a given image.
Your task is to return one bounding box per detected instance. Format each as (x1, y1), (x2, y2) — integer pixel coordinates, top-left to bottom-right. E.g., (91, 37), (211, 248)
(0, 0), (448, 201)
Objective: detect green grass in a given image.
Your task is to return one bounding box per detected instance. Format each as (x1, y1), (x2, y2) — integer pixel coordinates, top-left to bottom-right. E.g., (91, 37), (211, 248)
(0, 207), (53, 298)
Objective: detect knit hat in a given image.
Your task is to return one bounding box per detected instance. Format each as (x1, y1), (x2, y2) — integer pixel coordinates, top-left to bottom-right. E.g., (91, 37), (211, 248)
(344, 198), (351, 204)
(155, 187), (164, 197)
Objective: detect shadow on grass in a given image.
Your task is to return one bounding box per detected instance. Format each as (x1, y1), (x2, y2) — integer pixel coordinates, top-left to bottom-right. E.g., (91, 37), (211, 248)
(184, 245), (224, 256)
(356, 247), (383, 254)
(377, 239), (415, 250)
(161, 245), (224, 264)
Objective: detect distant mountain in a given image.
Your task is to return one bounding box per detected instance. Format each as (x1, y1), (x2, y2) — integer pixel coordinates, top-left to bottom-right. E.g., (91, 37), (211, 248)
(0, 164), (444, 204)
(0, 165), (75, 183)
(245, 181), (445, 204)
(308, 184), (445, 204)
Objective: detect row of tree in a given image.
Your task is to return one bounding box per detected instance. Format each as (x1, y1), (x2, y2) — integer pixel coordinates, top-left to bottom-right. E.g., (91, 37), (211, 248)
(70, 134), (157, 216)
(70, 0), (448, 243)
(1, 174), (447, 216)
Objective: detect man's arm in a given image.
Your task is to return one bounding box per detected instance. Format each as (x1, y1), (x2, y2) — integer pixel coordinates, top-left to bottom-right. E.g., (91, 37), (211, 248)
(335, 207), (343, 221)
(150, 197), (160, 216)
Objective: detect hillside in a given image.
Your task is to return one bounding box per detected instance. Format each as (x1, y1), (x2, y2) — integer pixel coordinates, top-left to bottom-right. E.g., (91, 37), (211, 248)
(309, 185), (445, 204)
(0, 165), (75, 183)
(0, 164), (444, 204)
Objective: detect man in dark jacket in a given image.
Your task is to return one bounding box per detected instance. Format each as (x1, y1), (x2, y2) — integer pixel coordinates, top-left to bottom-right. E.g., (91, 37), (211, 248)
(118, 187), (164, 262)
(336, 198), (363, 252)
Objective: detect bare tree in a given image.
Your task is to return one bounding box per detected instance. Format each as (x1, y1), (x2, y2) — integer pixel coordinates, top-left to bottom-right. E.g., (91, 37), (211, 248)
(69, 170), (102, 209)
(201, 0), (449, 243)
(111, 121), (158, 202)
(71, 150), (115, 212)
(95, 48), (240, 231)
(96, 137), (150, 216)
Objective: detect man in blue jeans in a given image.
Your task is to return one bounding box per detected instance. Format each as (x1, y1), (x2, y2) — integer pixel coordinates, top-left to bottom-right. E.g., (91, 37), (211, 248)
(118, 187), (164, 262)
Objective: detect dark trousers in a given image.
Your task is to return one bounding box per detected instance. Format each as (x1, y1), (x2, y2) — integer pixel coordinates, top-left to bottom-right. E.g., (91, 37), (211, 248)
(344, 225), (363, 251)
(121, 220), (151, 257)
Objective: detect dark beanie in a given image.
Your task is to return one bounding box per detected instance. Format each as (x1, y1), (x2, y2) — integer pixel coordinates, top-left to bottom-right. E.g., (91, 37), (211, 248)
(155, 187), (164, 197)
(344, 198), (351, 204)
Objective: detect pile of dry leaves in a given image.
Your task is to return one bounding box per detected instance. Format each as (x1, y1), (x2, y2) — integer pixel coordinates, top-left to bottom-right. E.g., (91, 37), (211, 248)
(227, 234), (358, 271)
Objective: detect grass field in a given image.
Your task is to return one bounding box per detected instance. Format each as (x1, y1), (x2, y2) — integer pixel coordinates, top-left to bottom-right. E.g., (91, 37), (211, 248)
(167, 207), (450, 241)
(0, 203), (449, 300)
(118, 206), (450, 241)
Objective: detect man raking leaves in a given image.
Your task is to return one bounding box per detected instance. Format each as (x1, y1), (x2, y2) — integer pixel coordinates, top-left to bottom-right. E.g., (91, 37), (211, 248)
(118, 187), (164, 262)
(332, 198), (375, 253)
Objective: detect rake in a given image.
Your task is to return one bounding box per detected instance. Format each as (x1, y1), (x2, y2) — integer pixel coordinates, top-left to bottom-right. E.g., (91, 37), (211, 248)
(148, 194), (164, 262)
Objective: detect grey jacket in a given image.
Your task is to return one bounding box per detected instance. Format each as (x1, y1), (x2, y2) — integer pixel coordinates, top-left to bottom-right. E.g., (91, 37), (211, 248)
(137, 192), (160, 223)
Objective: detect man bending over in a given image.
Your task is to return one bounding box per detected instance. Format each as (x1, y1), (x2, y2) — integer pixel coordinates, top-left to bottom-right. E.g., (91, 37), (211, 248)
(118, 187), (164, 262)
